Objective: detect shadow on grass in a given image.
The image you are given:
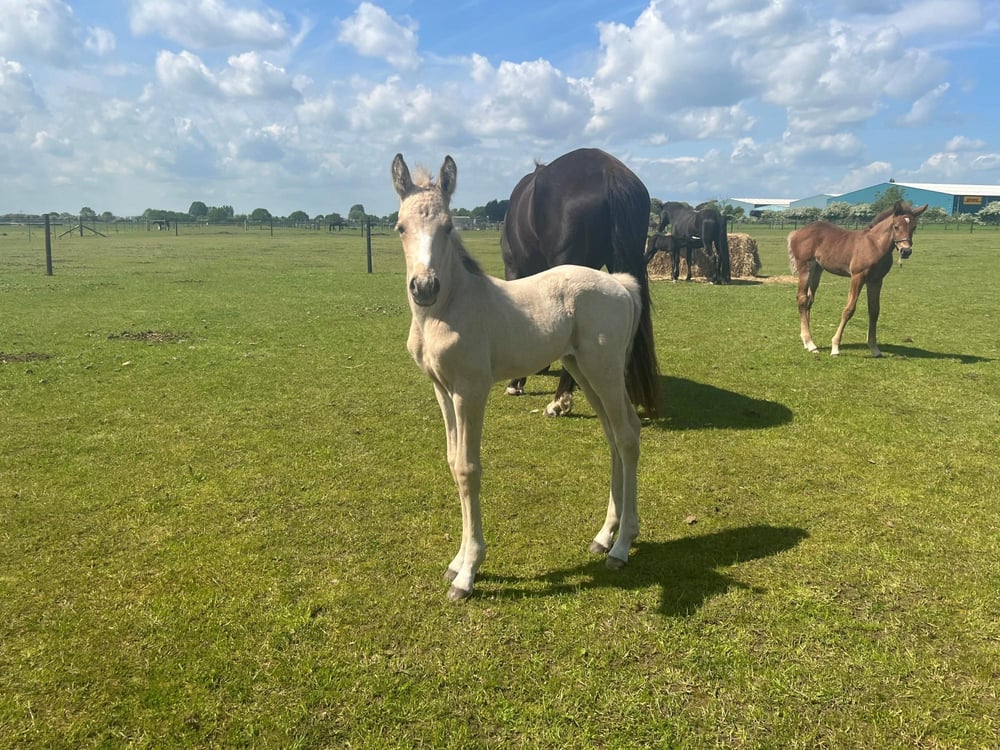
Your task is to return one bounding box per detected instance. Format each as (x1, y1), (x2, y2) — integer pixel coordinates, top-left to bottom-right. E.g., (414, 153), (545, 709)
(654, 376), (793, 430)
(483, 524), (809, 616)
(508, 372), (794, 431)
(838, 342), (991, 364)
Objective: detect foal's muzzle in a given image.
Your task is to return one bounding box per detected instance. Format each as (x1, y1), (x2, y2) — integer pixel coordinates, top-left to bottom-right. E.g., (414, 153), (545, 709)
(409, 271), (440, 306)
(896, 241), (913, 260)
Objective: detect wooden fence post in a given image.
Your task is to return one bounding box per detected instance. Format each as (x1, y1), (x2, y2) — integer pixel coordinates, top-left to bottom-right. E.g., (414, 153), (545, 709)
(366, 219), (373, 273)
(44, 215), (53, 276)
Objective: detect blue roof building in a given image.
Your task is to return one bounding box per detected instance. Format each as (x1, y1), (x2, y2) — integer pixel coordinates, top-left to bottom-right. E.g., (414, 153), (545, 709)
(832, 182), (1000, 215)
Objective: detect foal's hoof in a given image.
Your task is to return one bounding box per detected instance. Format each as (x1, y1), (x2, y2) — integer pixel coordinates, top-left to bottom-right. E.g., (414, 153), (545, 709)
(447, 585), (472, 602)
(505, 385), (524, 396)
(544, 393), (573, 417)
(588, 540), (610, 555)
(605, 555), (628, 571)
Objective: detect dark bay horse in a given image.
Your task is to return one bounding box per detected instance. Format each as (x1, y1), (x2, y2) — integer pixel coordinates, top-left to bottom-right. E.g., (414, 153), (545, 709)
(787, 200), (928, 357)
(501, 147), (659, 417)
(656, 201), (731, 283)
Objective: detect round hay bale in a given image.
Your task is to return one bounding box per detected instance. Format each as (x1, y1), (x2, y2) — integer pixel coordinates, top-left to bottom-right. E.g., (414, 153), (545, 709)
(647, 232), (762, 281)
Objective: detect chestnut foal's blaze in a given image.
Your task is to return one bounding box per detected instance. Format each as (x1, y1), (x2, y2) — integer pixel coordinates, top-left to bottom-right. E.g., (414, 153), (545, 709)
(788, 200), (928, 357)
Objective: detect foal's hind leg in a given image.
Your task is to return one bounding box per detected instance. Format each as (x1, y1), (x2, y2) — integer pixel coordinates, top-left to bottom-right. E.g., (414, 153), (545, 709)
(505, 376), (526, 396)
(544, 370), (575, 417)
(797, 262), (823, 352)
(563, 357), (641, 568)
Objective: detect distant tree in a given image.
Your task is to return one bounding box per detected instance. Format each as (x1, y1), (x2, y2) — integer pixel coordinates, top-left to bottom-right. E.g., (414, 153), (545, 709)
(482, 199), (508, 223)
(101, 211), (114, 223)
(80, 206), (96, 219)
(188, 201), (208, 218)
(288, 210), (310, 223)
(250, 208), (272, 222)
(870, 184), (907, 214)
(977, 201), (1000, 225)
(923, 206), (948, 223)
(348, 204), (367, 224)
(849, 203), (875, 224)
(207, 205), (234, 221)
(821, 201), (852, 223)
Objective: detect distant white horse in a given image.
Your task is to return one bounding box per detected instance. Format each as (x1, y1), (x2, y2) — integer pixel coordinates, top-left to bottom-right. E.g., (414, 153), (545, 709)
(392, 154), (659, 600)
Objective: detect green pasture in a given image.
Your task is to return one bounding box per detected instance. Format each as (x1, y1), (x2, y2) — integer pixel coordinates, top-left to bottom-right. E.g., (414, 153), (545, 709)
(1, 222), (997, 748)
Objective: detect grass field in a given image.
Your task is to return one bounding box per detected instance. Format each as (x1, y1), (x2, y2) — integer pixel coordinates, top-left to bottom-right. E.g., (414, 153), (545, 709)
(1, 221), (998, 748)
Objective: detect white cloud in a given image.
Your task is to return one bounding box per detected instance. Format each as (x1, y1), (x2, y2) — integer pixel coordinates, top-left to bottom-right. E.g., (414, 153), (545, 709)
(155, 50), (300, 101)
(85, 27), (116, 57)
(0, 0), (113, 66)
(337, 2), (420, 71)
(895, 82), (949, 126)
(468, 56), (590, 140)
(129, 0), (291, 49)
(0, 56), (44, 131)
(945, 135), (986, 152)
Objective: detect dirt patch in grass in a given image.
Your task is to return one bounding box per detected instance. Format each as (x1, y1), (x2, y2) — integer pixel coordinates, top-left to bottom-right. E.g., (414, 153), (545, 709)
(0, 352), (52, 364)
(107, 330), (188, 343)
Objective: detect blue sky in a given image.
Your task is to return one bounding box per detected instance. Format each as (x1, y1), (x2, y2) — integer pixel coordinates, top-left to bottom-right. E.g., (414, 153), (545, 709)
(2, 0), (999, 217)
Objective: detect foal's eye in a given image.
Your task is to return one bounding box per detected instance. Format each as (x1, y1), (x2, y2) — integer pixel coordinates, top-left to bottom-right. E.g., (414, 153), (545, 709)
(396, 224), (405, 235)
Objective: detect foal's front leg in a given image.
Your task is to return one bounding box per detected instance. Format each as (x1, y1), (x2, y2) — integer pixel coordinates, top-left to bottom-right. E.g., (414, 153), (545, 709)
(831, 273), (865, 356)
(437, 385), (488, 601)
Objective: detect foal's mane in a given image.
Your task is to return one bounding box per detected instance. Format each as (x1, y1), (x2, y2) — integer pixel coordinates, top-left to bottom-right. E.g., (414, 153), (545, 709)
(868, 200), (915, 228)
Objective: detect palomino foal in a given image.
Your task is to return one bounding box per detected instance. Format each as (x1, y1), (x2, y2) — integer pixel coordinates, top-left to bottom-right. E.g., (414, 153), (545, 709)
(788, 200), (927, 357)
(392, 154), (654, 601)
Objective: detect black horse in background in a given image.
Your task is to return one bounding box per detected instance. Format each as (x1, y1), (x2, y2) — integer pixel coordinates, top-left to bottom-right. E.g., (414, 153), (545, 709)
(656, 201), (731, 284)
(501, 147), (659, 417)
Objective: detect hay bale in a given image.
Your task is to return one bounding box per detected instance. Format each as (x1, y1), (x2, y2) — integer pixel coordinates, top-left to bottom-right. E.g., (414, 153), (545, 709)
(728, 233), (762, 278)
(647, 232), (761, 280)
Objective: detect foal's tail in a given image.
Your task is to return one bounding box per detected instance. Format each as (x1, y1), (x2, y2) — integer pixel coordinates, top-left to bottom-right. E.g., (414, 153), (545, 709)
(605, 169), (661, 417)
(787, 231), (800, 275)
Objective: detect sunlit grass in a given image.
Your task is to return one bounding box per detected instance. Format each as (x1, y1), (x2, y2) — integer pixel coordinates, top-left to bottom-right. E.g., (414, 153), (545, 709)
(1, 223), (997, 748)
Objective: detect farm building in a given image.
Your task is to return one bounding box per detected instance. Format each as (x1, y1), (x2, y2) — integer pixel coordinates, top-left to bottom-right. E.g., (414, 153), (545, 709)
(720, 197), (794, 216)
(832, 181), (1000, 215)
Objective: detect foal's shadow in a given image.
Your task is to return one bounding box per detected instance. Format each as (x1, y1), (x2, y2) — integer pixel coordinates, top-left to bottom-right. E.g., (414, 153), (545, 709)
(840, 342), (991, 364)
(483, 525), (808, 616)
(654, 375), (793, 430)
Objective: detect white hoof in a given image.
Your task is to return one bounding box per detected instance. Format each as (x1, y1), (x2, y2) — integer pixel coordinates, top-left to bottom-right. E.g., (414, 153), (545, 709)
(505, 385), (524, 396)
(544, 393), (573, 417)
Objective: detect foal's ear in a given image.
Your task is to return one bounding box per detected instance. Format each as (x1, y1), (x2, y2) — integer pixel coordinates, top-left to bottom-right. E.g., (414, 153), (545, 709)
(439, 155), (457, 201)
(392, 153), (413, 199)
(913, 204), (928, 216)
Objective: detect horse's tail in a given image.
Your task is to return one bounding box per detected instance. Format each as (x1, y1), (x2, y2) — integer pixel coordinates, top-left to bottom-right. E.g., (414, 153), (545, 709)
(605, 170), (660, 417)
(718, 216), (732, 282)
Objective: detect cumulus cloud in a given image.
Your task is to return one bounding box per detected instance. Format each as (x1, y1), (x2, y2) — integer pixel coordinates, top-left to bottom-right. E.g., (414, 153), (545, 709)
(129, 0), (291, 49)
(468, 55), (590, 140)
(155, 50), (300, 101)
(0, 56), (45, 131)
(0, 0), (114, 66)
(338, 2), (420, 71)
